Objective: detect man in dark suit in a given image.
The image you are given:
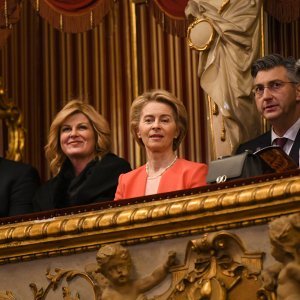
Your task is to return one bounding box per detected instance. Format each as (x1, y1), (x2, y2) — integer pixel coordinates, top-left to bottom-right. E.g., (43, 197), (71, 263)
(0, 157), (40, 217)
(236, 54), (300, 166)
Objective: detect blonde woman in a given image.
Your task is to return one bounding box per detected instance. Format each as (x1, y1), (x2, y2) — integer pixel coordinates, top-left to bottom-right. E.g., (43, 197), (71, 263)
(34, 100), (131, 210)
(114, 89), (207, 200)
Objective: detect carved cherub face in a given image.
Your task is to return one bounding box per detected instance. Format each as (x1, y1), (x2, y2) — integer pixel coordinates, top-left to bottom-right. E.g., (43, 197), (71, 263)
(104, 257), (131, 285)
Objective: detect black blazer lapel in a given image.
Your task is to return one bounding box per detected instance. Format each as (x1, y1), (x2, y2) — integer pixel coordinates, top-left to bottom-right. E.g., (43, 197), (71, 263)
(289, 128), (300, 166)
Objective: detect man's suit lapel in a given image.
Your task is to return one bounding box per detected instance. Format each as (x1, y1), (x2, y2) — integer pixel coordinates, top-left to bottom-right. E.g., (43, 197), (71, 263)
(261, 131), (272, 149)
(289, 128), (300, 166)
(253, 131), (271, 152)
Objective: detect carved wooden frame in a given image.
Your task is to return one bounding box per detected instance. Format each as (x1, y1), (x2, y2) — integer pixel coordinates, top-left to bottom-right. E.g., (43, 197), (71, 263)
(0, 174), (299, 265)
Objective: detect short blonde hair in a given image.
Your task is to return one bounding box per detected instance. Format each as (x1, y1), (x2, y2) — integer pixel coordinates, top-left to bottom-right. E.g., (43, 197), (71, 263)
(130, 89), (188, 151)
(45, 100), (111, 176)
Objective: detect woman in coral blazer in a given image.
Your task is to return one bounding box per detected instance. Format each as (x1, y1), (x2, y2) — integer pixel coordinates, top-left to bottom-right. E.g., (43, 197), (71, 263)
(115, 89), (207, 200)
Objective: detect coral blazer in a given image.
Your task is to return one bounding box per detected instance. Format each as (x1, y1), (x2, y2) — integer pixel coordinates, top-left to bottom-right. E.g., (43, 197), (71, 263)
(114, 158), (208, 200)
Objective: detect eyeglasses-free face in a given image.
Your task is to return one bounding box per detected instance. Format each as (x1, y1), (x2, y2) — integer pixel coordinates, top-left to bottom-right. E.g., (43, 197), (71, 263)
(137, 102), (179, 155)
(60, 112), (96, 163)
(253, 66), (300, 123)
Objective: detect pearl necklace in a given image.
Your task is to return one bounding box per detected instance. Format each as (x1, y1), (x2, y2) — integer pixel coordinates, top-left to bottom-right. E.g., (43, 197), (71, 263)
(146, 156), (178, 180)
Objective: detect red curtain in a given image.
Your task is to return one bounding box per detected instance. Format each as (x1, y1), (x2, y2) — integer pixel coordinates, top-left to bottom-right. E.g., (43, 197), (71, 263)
(153, 0), (188, 19)
(0, 0), (21, 48)
(265, 0), (300, 23)
(47, 0), (96, 11)
(30, 0), (113, 32)
(151, 0), (189, 37)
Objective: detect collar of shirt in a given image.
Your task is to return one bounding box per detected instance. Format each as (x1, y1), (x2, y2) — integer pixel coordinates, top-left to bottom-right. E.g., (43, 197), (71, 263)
(271, 117), (300, 146)
(271, 117), (300, 166)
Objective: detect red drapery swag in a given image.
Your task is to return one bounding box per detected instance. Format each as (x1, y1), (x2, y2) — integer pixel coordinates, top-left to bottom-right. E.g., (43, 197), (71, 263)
(30, 0), (114, 33)
(0, 0), (21, 48)
(265, 0), (300, 23)
(150, 0), (189, 37)
(47, 0), (95, 11)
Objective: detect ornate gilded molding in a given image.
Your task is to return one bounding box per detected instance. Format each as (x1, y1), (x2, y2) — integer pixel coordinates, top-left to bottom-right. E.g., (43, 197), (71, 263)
(0, 291), (16, 299)
(187, 18), (215, 51)
(28, 242), (175, 299)
(0, 175), (299, 264)
(16, 232), (274, 299)
(30, 269), (96, 300)
(0, 78), (25, 161)
(158, 231), (274, 299)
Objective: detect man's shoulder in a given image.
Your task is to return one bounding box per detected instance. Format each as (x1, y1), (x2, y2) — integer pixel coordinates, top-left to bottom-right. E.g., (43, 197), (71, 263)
(236, 131), (271, 154)
(0, 157), (34, 172)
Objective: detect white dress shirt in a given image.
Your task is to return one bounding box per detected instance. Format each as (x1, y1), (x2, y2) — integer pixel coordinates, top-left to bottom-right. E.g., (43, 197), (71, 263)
(271, 117), (300, 166)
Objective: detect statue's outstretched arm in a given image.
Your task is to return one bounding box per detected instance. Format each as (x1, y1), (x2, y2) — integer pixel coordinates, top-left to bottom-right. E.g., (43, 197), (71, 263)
(137, 251), (176, 293)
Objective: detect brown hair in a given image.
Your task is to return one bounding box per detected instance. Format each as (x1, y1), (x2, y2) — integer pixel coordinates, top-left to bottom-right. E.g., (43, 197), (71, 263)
(251, 54), (299, 83)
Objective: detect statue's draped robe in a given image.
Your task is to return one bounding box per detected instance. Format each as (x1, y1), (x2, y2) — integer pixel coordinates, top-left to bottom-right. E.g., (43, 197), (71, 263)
(186, 0), (262, 151)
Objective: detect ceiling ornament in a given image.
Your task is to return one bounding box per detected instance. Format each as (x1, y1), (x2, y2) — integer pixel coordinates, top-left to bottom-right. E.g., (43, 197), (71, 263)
(29, 0), (115, 33)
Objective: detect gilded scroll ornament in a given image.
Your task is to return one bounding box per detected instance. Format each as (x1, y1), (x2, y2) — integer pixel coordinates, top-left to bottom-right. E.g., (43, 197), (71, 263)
(0, 291), (16, 300)
(157, 231), (273, 300)
(30, 268), (96, 300)
(9, 228), (300, 299)
(187, 18), (215, 51)
(30, 243), (177, 300)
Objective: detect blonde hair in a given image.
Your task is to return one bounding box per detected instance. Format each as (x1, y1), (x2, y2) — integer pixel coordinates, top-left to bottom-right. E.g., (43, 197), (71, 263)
(130, 89), (188, 151)
(45, 100), (111, 176)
